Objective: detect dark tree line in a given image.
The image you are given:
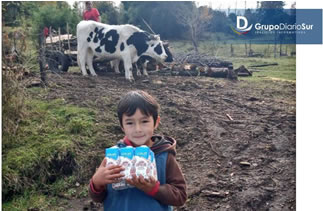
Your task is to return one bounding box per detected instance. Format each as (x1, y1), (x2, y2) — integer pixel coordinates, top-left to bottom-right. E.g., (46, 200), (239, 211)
(2, 1), (295, 50)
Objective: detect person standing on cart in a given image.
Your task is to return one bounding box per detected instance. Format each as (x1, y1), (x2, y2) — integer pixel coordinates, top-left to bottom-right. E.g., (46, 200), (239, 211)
(83, 1), (101, 22)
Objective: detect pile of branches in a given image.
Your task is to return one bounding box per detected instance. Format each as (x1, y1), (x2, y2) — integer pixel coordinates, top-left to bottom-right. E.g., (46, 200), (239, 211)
(173, 51), (233, 68)
(160, 52), (237, 80)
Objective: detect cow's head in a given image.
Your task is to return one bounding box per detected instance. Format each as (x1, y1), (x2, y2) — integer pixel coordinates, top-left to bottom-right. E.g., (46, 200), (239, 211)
(143, 34), (168, 62)
(126, 31), (168, 62)
(162, 42), (174, 62)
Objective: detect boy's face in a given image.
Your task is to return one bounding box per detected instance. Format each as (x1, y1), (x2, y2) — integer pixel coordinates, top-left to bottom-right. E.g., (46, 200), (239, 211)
(122, 109), (160, 147)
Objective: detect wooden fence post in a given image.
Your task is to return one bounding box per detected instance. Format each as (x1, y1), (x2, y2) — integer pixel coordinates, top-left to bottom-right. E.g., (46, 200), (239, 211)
(58, 27), (61, 51)
(274, 32), (277, 58)
(67, 23), (71, 52)
(38, 31), (47, 86)
(49, 26), (53, 47)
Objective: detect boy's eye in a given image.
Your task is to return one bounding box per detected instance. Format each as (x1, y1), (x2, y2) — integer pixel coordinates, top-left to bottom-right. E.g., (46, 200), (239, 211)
(125, 122), (133, 125)
(142, 120), (150, 123)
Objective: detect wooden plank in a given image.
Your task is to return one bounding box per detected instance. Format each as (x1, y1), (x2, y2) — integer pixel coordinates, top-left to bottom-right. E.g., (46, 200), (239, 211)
(249, 63), (278, 68)
(46, 34), (73, 44)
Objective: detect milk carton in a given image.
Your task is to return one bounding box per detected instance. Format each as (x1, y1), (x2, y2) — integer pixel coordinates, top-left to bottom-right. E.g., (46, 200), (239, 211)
(105, 146), (127, 190)
(134, 146), (151, 179)
(119, 146), (135, 179)
(150, 150), (158, 180)
(105, 146), (119, 167)
(106, 145), (157, 190)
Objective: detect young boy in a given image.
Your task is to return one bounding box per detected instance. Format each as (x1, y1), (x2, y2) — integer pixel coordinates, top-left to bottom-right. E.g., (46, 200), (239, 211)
(89, 90), (187, 210)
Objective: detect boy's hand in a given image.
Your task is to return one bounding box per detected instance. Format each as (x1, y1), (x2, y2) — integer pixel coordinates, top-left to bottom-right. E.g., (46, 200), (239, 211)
(126, 175), (157, 193)
(92, 158), (124, 191)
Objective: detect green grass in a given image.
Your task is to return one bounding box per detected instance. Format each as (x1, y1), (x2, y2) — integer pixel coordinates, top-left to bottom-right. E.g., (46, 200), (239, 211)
(2, 192), (53, 211)
(2, 177), (89, 211)
(2, 96), (97, 209)
(229, 56), (296, 81)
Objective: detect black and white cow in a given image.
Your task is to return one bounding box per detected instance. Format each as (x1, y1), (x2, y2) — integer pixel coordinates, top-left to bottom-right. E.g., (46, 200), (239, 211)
(77, 20), (168, 81)
(110, 43), (173, 77)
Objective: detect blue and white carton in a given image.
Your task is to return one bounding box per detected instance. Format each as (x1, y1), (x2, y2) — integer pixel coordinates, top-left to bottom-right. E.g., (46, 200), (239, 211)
(119, 146), (135, 179)
(134, 146), (151, 179)
(105, 145), (158, 190)
(105, 146), (119, 167)
(105, 146), (129, 190)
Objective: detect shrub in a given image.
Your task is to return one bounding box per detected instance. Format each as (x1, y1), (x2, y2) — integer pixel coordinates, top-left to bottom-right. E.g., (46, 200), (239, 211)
(31, 4), (81, 40)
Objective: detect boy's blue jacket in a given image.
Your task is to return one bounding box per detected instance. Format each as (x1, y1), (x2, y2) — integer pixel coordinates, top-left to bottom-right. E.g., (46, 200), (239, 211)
(89, 135), (187, 211)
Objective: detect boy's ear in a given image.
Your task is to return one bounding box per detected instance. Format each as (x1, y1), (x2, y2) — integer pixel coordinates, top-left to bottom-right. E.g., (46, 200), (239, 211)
(154, 116), (161, 129)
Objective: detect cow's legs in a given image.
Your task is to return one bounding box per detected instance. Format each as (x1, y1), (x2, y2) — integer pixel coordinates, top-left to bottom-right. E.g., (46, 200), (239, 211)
(155, 63), (161, 71)
(77, 40), (89, 76)
(78, 51), (88, 76)
(123, 57), (134, 82)
(143, 60), (149, 76)
(86, 49), (97, 76)
(111, 60), (120, 74)
(135, 63), (141, 76)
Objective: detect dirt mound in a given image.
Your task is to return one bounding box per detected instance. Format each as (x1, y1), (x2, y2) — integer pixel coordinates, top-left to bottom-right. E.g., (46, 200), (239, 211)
(42, 71), (295, 210)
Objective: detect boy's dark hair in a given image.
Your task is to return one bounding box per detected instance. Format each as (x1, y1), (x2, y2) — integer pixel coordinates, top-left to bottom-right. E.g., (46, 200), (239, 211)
(117, 90), (160, 128)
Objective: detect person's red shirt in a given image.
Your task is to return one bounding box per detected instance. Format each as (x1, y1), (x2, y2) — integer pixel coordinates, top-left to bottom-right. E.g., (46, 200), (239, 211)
(43, 27), (49, 37)
(83, 8), (100, 22)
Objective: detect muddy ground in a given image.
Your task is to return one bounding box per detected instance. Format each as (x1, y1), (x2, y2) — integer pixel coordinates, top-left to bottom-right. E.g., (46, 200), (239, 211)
(36, 70), (295, 210)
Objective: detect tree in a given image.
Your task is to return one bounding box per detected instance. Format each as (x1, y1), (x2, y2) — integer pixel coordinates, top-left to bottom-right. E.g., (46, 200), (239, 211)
(94, 2), (120, 24)
(208, 10), (231, 34)
(257, 1), (285, 24)
(148, 2), (186, 39)
(2, 1), (24, 26)
(171, 2), (212, 52)
(259, 1), (285, 9)
(257, 1), (292, 43)
(31, 3), (81, 39)
(119, 2), (185, 39)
